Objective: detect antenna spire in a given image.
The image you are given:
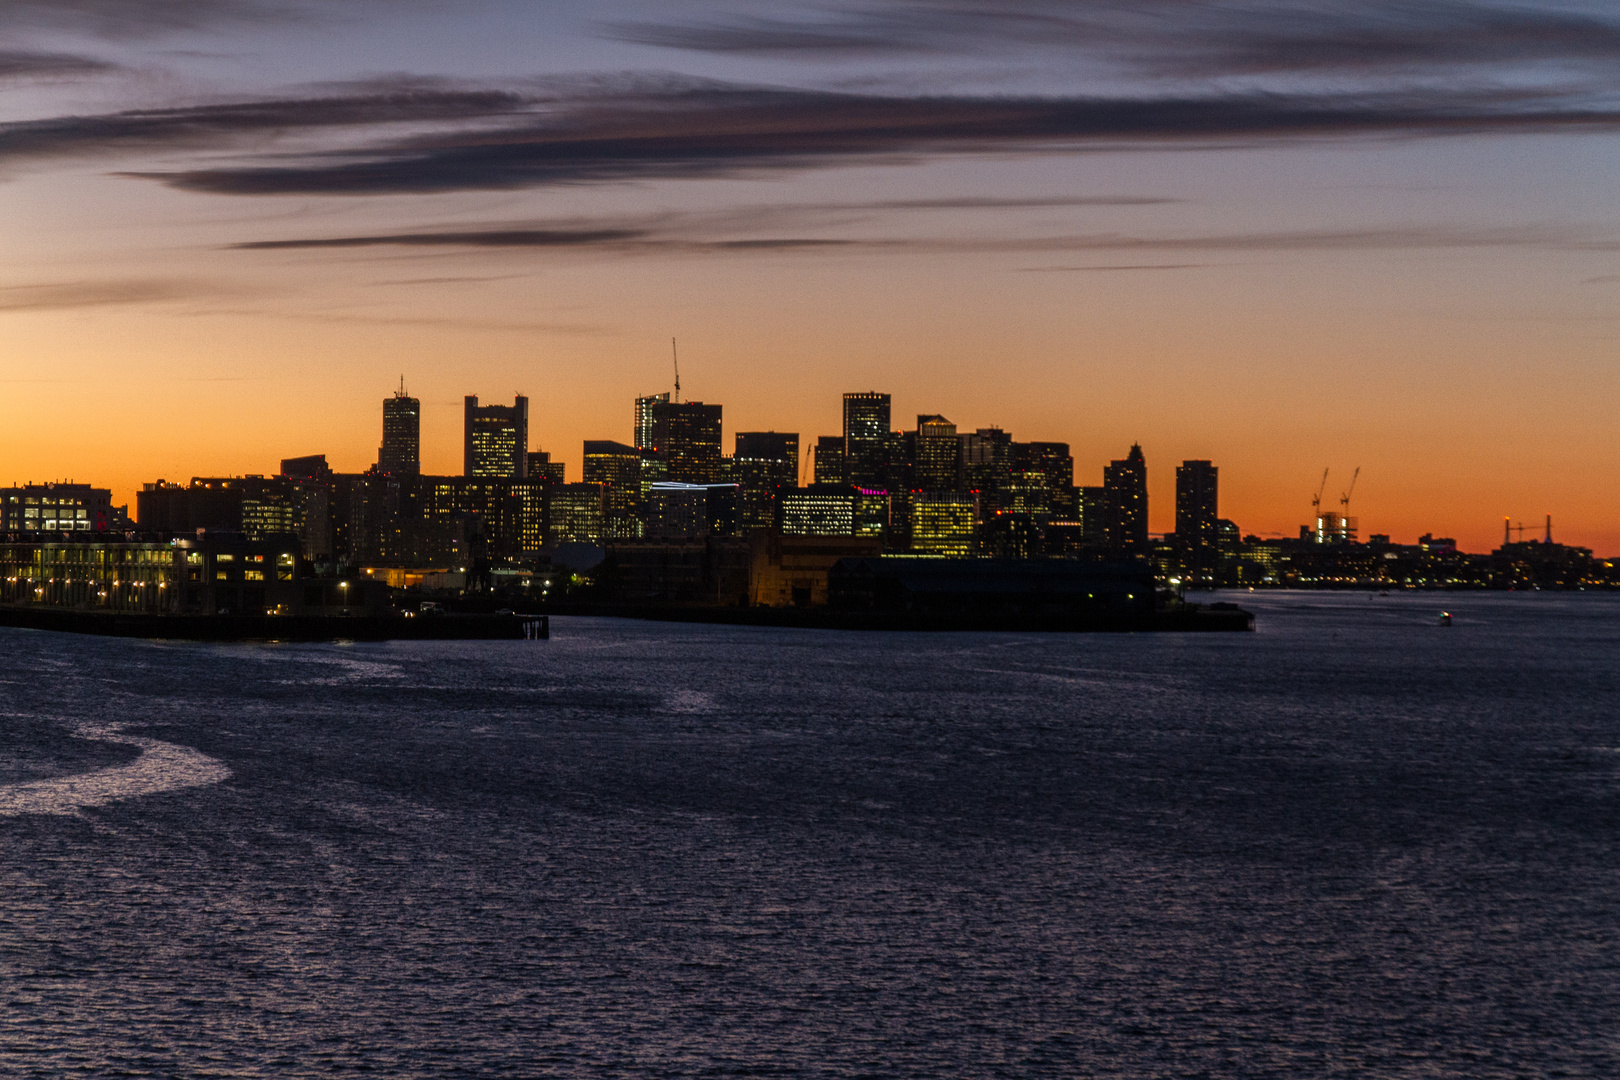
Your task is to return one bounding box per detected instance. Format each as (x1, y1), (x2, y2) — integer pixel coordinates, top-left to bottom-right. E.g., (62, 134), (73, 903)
(672, 337), (681, 403)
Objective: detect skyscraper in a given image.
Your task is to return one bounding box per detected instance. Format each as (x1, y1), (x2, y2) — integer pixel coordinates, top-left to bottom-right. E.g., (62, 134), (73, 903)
(914, 415), (959, 491)
(1176, 460), (1219, 583)
(733, 431), (800, 532)
(842, 392), (890, 489)
(813, 436), (846, 486)
(583, 440), (647, 537)
(649, 400), (723, 484)
(378, 382), (420, 477)
(1103, 443), (1148, 553)
(634, 393), (669, 450)
(464, 395), (528, 479)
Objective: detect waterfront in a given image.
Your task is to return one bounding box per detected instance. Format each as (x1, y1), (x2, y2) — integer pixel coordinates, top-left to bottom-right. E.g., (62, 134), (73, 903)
(2, 592), (1617, 1077)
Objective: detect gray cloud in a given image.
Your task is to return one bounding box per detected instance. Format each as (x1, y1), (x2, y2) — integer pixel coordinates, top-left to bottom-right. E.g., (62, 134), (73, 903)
(607, 2), (1620, 77)
(0, 279), (194, 311)
(235, 228), (645, 249)
(133, 80), (1620, 196)
(0, 84), (527, 164)
(0, 49), (119, 78)
(226, 221), (1620, 256)
(1017, 263), (1207, 272)
(0, 1), (314, 36)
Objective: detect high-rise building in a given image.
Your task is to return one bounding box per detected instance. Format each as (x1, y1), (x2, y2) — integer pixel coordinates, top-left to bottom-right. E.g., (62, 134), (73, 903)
(547, 483), (605, 546)
(813, 436), (846, 486)
(647, 400), (723, 484)
(1012, 442), (1075, 518)
(842, 392), (891, 489)
(1079, 486), (1107, 545)
(634, 393), (670, 450)
(379, 382), (420, 477)
(464, 395), (528, 479)
(583, 440), (648, 538)
(1103, 443), (1149, 553)
(732, 432), (800, 532)
(960, 427), (1012, 508)
(1175, 460), (1219, 583)
(908, 491), (977, 556)
(914, 415), (959, 491)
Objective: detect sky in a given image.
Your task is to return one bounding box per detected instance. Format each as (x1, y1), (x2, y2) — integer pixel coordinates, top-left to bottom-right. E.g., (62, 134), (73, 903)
(1, 0), (1618, 552)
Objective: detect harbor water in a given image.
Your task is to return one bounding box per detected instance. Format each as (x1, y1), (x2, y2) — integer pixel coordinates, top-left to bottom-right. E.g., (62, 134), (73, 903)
(2, 591), (1617, 1076)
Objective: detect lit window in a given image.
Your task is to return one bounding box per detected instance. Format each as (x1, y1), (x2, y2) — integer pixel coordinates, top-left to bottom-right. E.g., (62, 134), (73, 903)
(244, 569), (264, 582)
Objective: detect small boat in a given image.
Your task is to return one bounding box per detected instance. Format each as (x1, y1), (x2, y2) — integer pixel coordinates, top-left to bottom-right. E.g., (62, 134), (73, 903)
(1439, 611), (1452, 626)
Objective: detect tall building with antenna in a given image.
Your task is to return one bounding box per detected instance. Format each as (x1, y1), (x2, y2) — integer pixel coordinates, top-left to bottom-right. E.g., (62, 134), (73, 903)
(378, 378), (420, 477)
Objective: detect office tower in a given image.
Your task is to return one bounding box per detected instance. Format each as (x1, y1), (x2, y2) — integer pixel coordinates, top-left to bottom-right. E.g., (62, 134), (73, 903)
(908, 491), (977, 556)
(1013, 442), (1075, 518)
(546, 483), (606, 546)
(464, 395), (528, 479)
(378, 383), (420, 476)
(842, 392), (891, 489)
(960, 427), (1012, 508)
(1103, 443), (1149, 553)
(733, 432), (800, 532)
(1175, 460), (1219, 582)
(583, 440), (648, 537)
(648, 400), (723, 484)
(529, 449), (565, 485)
(634, 393), (670, 450)
(914, 415), (959, 491)
(1079, 486), (1107, 544)
(779, 485), (887, 538)
(813, 436), (846, 486)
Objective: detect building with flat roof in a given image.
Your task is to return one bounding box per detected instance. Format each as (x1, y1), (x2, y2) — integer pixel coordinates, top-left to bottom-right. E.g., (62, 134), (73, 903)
(908, 491), (977, 556)
(843, 392), (891, 490)
(1, 483), (117, 533)
(648, 401), (723, 484)
(464, 395), (528, 479)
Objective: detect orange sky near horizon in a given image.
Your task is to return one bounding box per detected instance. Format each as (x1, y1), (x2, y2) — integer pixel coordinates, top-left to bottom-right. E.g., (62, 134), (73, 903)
(2, 3), (1618, 554)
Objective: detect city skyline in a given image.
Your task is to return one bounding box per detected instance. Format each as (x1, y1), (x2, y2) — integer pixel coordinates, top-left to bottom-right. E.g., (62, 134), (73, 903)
(2, 2), (1618, 552)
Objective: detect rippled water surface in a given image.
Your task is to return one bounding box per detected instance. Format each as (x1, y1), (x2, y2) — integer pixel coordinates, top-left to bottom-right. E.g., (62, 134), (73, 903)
(2, 592), (1618, 1077)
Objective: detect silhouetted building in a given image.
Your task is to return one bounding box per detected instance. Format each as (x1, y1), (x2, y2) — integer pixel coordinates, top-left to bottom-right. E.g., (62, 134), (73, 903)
(914, 415), (959, 491)
(1079, 486), (1107, 545)
(1, 483), (117, 532)
(279, 455), (332, 482)
(649, 401), (723, 484)
(732, 431), (799, 532)
(379, 384), (420, 476)
(645, 482), (738, 538)
(634, 392), (669, 450)
(749, 533), (882, 607)
(1175, 460), (1219, 584)
(843, 392), (891, 489)
(464, 395), (528, 479)
(529, 449), (565, 485)
(1103, 444), (1148, 553)
(960, 427), (1012, 509)
(813, 435), (847, 486)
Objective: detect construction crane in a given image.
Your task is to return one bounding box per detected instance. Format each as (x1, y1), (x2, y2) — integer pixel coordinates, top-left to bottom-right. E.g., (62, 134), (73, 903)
(1310, 468), (1329, 527)
(1339, 466), (1360, 518)
(671, 337), (681, 403)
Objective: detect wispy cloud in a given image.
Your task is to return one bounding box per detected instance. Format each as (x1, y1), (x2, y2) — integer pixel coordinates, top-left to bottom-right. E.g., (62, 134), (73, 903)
(226, 220), (1620, 257)
(0, 82), (526, 164)
(607, 1), (1620, 78)
(0, 49), (119, 78)
(0, 279), (195, 311)
(122, 78), (1620, 197)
